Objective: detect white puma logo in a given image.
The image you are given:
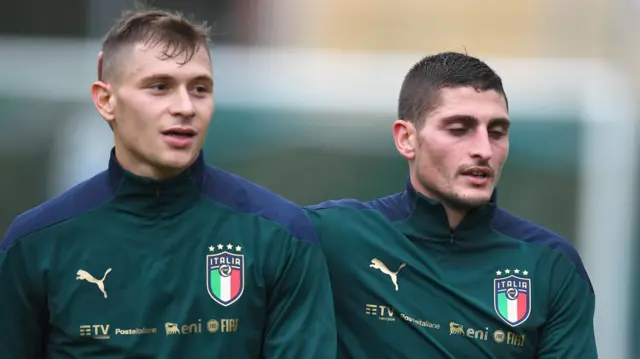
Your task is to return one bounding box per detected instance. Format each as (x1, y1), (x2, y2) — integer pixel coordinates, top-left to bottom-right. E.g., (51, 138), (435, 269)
(369, 258), (406, 291)
(76, 268), (112, 298)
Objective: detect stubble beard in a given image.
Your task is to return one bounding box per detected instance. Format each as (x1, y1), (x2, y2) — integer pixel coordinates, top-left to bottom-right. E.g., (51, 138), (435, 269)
(439, 189), (491, 212)
(418, 175), (494, 212)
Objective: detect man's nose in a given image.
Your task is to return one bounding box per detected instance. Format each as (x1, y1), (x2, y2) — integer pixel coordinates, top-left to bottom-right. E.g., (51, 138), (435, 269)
(469, 130), (493, 160)
(169, 88), (196, 118)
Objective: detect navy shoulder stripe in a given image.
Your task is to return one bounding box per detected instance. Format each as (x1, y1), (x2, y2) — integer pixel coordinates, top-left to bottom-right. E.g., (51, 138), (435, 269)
(306, 199), (372, 211)
(202, 166), (318, 244)
(367, 192), (411, 222)
(492, 207), (594, 293)
(306, 193), (410, 223)
(1, 171), (115, 252)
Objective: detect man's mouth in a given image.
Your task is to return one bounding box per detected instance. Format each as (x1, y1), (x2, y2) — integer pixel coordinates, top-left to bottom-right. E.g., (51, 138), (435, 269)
(461, 167), (492, 179)
(162, 128), (196, 138)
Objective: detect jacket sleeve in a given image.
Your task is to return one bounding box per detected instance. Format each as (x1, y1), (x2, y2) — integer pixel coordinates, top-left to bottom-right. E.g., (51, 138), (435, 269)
(0, 228), (47, 359)
(536, 260), (597, 358)
(263, 234), (337, 358)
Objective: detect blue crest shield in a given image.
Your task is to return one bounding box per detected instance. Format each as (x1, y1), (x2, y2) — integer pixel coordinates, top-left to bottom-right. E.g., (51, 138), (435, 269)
(494, 275), (531, 327)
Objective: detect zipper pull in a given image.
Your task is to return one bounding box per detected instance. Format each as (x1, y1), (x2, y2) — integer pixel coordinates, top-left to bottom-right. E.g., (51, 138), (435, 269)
(156, 187), (160, 198)
(449, 233), (455, 244)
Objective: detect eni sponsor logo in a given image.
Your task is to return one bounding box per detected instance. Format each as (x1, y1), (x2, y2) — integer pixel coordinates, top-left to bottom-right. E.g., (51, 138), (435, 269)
(448, 321), (526, 347)
(364, 304), (440, 329)
(164, 318), (240, 335)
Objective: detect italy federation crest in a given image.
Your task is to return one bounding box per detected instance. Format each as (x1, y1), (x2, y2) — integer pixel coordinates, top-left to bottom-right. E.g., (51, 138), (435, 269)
(206, 244), (244, 307)
(493, 269), (531, 327)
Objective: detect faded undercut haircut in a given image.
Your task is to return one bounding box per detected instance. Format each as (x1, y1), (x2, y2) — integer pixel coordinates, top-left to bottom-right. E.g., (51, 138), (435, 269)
(100, 6), (212, 82)
(398, 52), (507, 126)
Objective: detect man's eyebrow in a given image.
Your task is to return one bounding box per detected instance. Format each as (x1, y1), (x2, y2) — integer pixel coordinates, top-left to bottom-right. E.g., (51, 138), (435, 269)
(138, 73), (214, 85)
(489, 118), (511, 127)
(191, 75), (214, 85)
(441, 115), (478, 124)
(440, 115), (510, 127)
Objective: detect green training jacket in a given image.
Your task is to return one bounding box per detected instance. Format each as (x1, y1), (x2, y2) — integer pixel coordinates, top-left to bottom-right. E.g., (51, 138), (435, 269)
(306, 181), (596, 359)
(0, 149), (336, 359)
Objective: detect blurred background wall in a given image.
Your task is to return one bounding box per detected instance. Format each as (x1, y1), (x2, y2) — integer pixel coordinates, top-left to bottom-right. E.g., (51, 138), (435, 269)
(1, 1), (638, 357)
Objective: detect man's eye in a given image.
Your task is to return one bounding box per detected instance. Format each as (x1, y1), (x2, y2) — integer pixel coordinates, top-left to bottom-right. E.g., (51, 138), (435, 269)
(449, 128), (467, 135)
(149, 83), (167, 90)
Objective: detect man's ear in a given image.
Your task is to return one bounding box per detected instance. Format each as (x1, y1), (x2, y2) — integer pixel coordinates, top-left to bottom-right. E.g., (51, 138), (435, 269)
(392, 120), (417, 160)
(91, 81), (116, 125)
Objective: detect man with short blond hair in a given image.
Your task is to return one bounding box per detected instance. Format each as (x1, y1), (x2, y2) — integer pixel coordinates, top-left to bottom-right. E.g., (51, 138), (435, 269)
(0, 7), (336, 359)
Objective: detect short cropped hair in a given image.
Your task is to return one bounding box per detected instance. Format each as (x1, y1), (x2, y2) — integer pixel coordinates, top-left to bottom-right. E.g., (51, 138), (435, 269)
(398, 52), (507, 125)
(100, 7), (212, 82)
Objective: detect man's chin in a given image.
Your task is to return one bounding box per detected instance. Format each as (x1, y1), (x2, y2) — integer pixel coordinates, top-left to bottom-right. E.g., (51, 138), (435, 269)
(442, 191), (493, 211)
(157, 150), (199, 172)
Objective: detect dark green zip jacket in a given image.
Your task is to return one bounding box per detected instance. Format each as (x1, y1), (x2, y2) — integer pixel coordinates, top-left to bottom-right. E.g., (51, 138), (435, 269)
(306, 181), (596, 359)
(0, 149), (336, 359)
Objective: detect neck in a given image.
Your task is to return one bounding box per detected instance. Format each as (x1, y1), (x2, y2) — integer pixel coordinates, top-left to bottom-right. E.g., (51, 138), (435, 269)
(114, 144), (186, 181)
(409, 176), (468, 230)
(442, 206), (467, 229)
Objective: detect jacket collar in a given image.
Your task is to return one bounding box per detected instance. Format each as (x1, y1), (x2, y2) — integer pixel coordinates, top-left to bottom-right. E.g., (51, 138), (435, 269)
(400, 179), (497, 241)
(107, 148), (206, 217)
